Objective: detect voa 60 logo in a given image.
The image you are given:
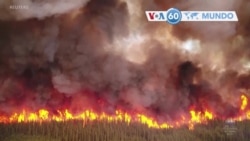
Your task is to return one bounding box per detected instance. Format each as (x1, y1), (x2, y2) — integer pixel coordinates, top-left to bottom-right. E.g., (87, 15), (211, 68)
(145, 8), (182, 24)
(145, 8), (238, 25)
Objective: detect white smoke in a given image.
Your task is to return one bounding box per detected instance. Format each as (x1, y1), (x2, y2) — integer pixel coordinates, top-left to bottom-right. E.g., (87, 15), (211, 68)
(0, 0), (90, 20)
(176, 0), (242, 40)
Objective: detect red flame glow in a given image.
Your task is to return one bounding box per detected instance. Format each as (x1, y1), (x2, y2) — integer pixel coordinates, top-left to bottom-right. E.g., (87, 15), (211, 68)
(0, 94), (249, 130)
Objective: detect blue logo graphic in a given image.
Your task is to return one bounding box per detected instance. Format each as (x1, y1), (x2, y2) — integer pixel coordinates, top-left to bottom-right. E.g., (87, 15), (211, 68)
(184, 12), (199, 20)
(166, 8), (182, 25)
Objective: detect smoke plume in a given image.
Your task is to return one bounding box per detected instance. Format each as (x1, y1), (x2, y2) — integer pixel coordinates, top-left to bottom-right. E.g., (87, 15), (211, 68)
(0, 0), (250, 121)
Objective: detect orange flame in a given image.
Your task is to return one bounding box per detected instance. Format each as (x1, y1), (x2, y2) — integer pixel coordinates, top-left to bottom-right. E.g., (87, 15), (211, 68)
(241, 95), (248, 111)
(0, 108), (215, 129)
(0, 109), (174, 129)
(0, 94), (249, 130)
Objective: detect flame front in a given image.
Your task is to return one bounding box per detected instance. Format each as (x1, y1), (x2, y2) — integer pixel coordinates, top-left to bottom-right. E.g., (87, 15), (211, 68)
(0, 109), (173, 129)
(241, 95), (248, 111)
(1, 94), (250, 130)
(0, 108), (215, 129)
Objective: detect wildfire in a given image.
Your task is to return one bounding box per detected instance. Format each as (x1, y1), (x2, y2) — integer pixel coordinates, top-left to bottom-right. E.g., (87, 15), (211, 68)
(241, 95), (248, 111)
(0, 108), (213, 129)
(0, 94), (249, 130)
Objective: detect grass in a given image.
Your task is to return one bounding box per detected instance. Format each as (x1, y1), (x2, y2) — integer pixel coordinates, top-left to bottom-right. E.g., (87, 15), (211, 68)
(1, 120), (250, 141)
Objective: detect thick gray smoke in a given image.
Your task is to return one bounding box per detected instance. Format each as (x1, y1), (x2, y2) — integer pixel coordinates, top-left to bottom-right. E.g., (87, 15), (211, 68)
(0, 0), (249, 120)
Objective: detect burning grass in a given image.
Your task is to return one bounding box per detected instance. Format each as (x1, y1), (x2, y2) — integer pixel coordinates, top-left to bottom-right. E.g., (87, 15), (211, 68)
(0, 94), (250, 141)
(1, 120), (250, 141)
(1, 94), (249, 129)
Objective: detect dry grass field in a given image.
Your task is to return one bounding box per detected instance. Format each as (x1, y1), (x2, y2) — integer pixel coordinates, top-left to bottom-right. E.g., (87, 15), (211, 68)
(1, 120), (250, 141)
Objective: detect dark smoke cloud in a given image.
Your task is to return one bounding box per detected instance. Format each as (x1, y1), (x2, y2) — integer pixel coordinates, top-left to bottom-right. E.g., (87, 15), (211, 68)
(0, 0), (249, 121)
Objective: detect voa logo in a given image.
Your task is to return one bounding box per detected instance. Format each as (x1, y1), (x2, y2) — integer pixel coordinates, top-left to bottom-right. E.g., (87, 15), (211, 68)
(145, 11), (167, 21)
